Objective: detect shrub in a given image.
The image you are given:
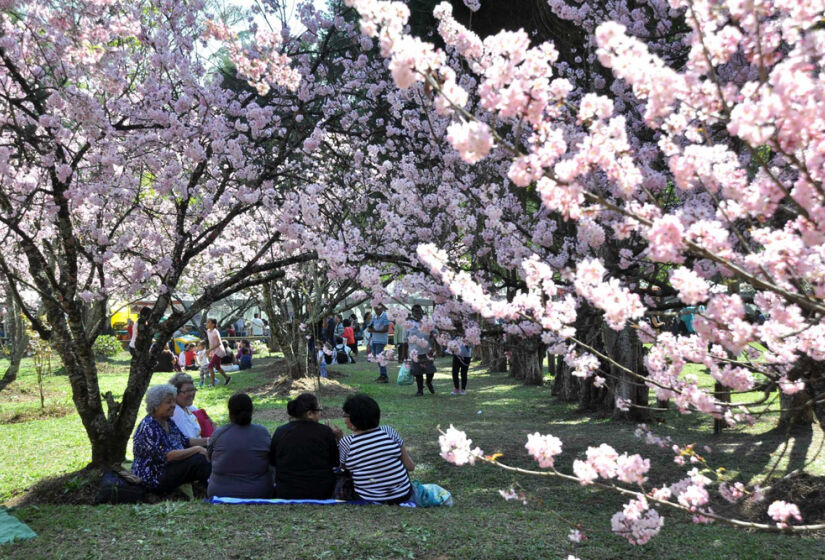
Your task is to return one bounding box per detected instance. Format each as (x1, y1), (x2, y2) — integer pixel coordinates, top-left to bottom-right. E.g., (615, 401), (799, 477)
(251, 340), (268, 355)
(93, 335), (123, 357)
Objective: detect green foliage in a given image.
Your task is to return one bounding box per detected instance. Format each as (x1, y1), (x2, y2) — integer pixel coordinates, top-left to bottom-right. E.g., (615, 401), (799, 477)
(93, 335), (123, 357)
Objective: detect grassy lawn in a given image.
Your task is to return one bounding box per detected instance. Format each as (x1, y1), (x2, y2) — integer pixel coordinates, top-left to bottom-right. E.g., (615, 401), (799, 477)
(1, 351), (823, 559)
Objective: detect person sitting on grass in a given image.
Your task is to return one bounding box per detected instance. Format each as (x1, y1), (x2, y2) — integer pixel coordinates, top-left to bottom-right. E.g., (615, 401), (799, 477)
(154, 341), (180, 373)
(132, 384), (211, 495)
(236, 339), (253, 370)
(178, 343), (198, 371)
(268, 393), (340, 499)
(333, 336), (354, 364)
(207, 393), (273, 499)
(168, 373), (216, 439)
(221, 340), (236, 366)
(337, 394), (415, 504)
(238, 345), (252, 370)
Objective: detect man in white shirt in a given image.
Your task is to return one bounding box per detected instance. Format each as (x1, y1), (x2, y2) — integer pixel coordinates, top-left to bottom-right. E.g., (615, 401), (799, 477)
(249, 313), (265, 337)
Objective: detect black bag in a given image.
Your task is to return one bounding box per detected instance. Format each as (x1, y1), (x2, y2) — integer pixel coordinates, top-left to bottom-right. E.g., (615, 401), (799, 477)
(332, 469), (356, 501)
(324, 352), (334, 364)
(335, 346), (349, 364)
(93, 470), (146, 505)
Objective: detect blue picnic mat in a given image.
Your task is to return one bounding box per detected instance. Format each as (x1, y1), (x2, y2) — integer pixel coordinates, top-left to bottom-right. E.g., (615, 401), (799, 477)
(207, 496), (416, 507)
(0, 508), (37, 545)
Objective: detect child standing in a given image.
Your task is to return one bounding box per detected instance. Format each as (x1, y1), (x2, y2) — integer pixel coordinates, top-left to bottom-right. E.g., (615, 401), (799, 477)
(196, 341), (210, 386)
(206, 318), (230, 386)
(317, 341), (332, 378)
(342, 320), (357, 357)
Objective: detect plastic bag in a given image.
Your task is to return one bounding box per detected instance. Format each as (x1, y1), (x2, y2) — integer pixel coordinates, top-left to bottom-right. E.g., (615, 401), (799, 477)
(411, 480), (453, 507)
(397, 363), (414, 385)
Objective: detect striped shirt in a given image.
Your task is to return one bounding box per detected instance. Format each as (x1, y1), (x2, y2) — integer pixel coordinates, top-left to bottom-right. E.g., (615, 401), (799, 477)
(339, 426), (410, 502)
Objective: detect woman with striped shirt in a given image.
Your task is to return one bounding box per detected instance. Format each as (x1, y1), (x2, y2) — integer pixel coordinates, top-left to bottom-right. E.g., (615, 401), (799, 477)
(338, 394), (415, 504)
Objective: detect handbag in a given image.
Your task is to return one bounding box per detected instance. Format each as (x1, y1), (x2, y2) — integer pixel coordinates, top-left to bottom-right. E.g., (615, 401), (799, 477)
(332, 468), (356, 500)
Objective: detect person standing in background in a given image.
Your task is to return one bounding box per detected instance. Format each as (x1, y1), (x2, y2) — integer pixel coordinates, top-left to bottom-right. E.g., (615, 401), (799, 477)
(394, 318), (407, 362)
(369, 304), (390, 383)
(249, 313), (265, 337)
(206, 318), (230, 386)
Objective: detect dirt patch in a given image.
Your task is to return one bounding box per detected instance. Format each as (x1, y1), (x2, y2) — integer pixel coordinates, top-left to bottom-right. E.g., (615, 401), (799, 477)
(248, 373), (357, 399)
(256, 406), (346, 423)
(736, 473), (825, 525)
(1, 385), (67, 404)
(0, 404), (75, 424)
(6, 467), (102, 507)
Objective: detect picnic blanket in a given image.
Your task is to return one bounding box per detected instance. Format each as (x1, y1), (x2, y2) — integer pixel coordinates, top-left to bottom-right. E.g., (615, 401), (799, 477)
(0, 508), (37, 545)
(207, 496), (416, 507)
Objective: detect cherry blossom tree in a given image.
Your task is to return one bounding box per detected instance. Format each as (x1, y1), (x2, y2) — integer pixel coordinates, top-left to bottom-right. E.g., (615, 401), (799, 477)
(339, 0), (825, 543)
(0, 0), (345, 465)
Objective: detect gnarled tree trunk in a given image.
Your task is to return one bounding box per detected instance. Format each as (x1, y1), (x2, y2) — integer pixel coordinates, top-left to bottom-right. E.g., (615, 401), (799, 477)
(508, 336), (543, 385)
(0, 292), (29, 392)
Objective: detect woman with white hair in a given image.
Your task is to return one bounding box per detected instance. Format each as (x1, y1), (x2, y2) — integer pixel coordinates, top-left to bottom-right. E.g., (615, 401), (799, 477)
(131, 384), (211, 494)
(167, 373), (216, 439)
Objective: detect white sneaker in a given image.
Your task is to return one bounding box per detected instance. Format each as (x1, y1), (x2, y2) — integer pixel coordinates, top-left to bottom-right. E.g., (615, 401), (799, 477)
(450, 390), (460, 395)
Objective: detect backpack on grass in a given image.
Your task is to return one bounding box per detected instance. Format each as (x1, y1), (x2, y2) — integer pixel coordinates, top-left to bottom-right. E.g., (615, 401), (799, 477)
(93, 470), (146, 505)
(335, 346), (349, 364)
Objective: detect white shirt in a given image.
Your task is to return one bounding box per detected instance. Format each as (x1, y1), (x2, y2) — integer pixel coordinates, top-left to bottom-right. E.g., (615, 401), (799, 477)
(129, 322), (138, 349)
(172, 405), (201, 439)
(250, 317), (265, 336)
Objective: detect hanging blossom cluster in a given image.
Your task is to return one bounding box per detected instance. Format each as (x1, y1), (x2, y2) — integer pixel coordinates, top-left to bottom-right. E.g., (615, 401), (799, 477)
(203, 21), (301, 95)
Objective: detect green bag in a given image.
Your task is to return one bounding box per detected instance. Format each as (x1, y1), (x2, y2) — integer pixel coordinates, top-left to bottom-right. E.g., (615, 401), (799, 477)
(411, 480), (453, 507)
(397, 363), (414, 385)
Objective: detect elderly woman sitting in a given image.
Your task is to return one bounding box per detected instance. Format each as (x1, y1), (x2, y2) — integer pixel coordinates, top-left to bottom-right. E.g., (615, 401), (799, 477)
(168, 373), (216, 439)
(132, 384), (211, 494)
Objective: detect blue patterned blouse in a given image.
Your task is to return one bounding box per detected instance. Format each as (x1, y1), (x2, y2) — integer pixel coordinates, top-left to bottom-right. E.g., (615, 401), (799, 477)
(132, 415), (189, 488)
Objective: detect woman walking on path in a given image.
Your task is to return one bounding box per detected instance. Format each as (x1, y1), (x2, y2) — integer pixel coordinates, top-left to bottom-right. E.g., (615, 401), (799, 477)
(450, 337), (473, 395)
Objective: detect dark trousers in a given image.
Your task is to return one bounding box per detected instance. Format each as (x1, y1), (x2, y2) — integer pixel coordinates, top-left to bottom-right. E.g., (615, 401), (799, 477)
(413, 358), (435, 393)
(348, 342), (358, 357)
(397, 342), (408, 362)
(452, 355), (470, 390)
(155, 453), (211, 495)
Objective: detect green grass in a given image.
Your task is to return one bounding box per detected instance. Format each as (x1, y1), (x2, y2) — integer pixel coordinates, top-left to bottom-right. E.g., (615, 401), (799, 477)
(1, 351), (823, 559)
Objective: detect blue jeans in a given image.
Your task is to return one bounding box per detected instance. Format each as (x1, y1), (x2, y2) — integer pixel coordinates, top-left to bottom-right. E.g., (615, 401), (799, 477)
(371, 342), (387, 378)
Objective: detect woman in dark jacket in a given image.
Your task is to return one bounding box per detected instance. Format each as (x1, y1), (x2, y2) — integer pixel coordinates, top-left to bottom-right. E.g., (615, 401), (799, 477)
(269, 393), (340, 499)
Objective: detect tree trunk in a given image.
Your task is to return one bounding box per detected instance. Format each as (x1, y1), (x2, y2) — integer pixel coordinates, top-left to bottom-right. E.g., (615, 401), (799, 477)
(602, 324), (648, 421)
(0, 293), (28, 392)
(508, 337), (543, 385)
(261, 285), (280, 353)
(482, 335), (508, 373)
(783, 355), (820, 428)
(552, 306), (648, 421)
